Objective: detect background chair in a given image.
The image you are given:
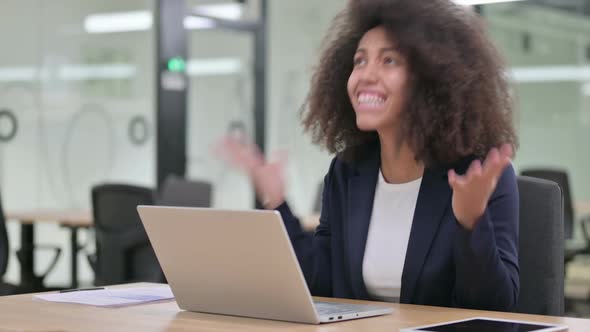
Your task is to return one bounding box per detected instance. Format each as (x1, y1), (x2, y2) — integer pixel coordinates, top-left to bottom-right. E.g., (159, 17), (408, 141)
(521, 169), (590, 316)
(515, 176), (565, 316)
(90, 184), (163, 286)
(520, 168), (590, 259)
(156, 175), (212, 208)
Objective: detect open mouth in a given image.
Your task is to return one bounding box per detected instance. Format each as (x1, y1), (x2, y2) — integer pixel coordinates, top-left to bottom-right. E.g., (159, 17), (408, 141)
(357, 92), (387, 109)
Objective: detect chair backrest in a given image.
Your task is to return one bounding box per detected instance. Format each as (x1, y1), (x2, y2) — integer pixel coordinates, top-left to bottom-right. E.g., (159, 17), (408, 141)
(0, 191), (9, 278)
(91, 183), (162, 286)
(515, 176), (564, 316)
(520, 168), (573, 239)
(157, 175), (212, 208)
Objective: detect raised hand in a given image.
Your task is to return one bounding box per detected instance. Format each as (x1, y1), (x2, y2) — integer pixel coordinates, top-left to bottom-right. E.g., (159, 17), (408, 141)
(214, 136), (287, 209)
(448, 144), (513, 230)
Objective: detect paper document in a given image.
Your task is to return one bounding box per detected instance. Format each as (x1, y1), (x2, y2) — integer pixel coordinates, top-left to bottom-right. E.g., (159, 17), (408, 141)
(33, 286), (174, 307)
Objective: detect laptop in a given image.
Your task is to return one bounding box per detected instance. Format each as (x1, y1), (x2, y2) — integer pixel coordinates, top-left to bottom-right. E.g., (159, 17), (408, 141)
(137, 206), (393, 324)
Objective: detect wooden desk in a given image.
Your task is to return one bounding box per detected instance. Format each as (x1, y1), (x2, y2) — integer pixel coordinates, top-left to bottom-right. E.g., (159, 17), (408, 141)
(575, 200), (590, 217)
(0, 283), (588, 332)
(6, 209), (93, 290)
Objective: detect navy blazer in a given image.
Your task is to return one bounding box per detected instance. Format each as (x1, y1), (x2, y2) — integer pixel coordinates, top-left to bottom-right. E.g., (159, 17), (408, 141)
(277, 146), (519, 311)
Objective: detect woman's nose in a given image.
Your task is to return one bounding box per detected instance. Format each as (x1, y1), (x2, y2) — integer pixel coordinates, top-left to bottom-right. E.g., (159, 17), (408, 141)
(359, 62), (379, 83)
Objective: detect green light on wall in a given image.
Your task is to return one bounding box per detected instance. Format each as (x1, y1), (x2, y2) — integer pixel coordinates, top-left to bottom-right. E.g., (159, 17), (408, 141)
(167, 57), (186, 72)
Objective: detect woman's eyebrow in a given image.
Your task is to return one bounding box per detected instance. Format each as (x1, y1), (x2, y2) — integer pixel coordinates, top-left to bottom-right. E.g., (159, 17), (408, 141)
(355, 47), (398, 54)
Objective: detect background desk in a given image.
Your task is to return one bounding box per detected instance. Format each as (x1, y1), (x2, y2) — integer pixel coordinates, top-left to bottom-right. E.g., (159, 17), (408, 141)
(6, 209), (93, 290)
(0, 283), (589, 332)
(576, 200), (590, 216)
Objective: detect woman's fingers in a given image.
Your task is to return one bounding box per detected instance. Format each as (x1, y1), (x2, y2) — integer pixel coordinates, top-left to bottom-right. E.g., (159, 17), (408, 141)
(500, 143), (513, 159)
(483, 144), (513, 182)
(465, 159), (483, 182)
(449, 159), (482, 190)
(213, 136), (265, 173)
(448, 169), (467, 191)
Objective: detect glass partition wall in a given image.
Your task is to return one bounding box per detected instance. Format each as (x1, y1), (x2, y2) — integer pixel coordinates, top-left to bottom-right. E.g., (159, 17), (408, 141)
(0, 0), (156, 286)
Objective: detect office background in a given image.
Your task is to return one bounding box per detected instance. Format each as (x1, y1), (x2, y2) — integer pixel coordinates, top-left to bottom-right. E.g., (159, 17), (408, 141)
(0, 0), (588, 315)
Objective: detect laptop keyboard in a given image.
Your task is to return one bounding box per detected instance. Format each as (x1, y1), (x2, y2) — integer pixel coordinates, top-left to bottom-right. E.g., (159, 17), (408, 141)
(314, 301), (368, 316)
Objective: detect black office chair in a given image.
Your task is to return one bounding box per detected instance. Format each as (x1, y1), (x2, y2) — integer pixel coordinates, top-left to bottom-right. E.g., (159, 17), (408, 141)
(90, 184), (163, 286)
(521, 169), (590, 315)
(156, 175), (212, 208)
(520, 168), (590, 260)
(515, 176), (564, 316)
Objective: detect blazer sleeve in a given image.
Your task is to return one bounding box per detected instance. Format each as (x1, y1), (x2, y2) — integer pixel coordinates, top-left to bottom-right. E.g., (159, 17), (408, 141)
(452, 163), (520, 311)
(275, 158), (336, 297)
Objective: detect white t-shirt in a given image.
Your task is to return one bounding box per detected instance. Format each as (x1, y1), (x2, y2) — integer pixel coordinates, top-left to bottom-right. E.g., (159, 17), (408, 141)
(362, 169), (422, 302)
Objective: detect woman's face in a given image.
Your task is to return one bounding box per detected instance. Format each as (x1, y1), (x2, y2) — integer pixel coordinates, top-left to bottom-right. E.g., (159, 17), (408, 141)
(347, 26), (410, 132)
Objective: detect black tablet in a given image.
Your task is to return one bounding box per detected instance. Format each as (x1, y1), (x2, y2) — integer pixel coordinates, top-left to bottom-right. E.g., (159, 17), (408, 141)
(401, 317), (568, 332)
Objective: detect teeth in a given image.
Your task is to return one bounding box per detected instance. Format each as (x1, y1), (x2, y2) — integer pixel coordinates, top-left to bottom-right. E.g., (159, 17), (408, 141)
(358, 94), (385, 105)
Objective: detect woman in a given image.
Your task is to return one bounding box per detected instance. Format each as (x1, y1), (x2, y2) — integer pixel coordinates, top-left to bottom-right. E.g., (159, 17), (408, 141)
(218, 0), (519, 311)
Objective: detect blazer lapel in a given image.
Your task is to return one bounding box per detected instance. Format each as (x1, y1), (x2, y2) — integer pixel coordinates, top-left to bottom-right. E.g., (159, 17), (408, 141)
(399, 167), (452, 303)
(346, 151), (380, 300)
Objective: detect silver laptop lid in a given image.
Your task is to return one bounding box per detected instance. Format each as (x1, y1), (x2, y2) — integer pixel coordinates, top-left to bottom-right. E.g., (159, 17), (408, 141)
(137, 206), (320, 324)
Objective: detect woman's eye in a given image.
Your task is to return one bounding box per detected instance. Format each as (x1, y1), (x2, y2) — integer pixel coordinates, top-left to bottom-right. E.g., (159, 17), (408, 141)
(353, 58), (366, 66)
(384, 57), (397, 65)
